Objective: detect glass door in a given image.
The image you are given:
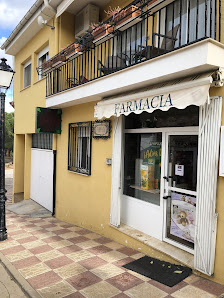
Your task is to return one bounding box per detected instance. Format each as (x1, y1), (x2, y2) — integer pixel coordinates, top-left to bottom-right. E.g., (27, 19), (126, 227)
(163, 132), (198, 252)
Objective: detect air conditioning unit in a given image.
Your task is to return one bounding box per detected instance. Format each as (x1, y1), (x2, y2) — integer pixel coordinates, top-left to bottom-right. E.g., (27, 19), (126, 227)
(75, 4), (99, 38)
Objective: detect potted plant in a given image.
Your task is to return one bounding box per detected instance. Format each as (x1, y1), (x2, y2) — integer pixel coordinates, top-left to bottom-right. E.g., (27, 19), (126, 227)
(113, 5), (141, 26)
(38, 59), (53, 75)
(91, 23), (114, 42)
(51, 53), (66, 67)
(64, 43), (84, 59)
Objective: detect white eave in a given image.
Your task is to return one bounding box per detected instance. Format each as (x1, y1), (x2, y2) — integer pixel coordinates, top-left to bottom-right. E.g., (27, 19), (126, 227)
(1, 0), (60, 56)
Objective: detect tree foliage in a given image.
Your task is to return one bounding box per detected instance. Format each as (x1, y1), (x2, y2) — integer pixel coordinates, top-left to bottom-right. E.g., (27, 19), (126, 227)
(5, 112), (14, 151)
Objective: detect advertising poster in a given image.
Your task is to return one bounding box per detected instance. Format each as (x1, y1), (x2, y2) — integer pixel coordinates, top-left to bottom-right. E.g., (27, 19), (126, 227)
(170, 192), (196, 243)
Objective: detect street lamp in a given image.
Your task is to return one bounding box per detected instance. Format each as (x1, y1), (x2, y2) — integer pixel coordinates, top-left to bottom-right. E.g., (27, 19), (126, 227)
(0, 58), (15, 241)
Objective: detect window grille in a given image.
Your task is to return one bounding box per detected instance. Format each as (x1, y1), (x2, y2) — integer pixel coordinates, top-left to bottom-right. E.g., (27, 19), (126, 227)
(32, 133), (53, 150)
(68, 122), (92, 175)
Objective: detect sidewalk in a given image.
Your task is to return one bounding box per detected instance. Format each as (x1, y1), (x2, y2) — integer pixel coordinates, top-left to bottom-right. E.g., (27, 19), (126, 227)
(1, 174), (224, 297)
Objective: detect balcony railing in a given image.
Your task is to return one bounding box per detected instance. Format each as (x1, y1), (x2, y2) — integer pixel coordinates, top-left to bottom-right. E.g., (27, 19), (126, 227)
(40, 0), (222, 97)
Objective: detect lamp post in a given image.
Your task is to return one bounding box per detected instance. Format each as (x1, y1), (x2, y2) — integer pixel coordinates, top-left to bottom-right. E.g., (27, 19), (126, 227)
(0, 58), (15, 241)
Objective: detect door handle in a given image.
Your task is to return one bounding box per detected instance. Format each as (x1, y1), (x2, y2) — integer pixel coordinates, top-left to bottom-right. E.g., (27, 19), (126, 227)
(163, 195), (171, 200)
(163, 176), (169, 182)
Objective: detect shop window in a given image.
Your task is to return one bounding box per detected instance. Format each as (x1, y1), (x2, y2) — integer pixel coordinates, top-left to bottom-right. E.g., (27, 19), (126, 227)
(125, 105), (199, 129)
(123, 132), (162, 206)
(23, 60), (31, 88)
(68, 122), (92, 175)
(38, 45), (49, 80)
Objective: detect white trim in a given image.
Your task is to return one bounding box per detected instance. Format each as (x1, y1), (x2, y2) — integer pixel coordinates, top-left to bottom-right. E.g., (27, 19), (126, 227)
(38, 45), (49, 60)
(168, 187), (197, 197)
(124, 127), (199, 134)
(110, 116), (123, 227)
(219, 126), (224, 176)
(24, 59), (31, 68)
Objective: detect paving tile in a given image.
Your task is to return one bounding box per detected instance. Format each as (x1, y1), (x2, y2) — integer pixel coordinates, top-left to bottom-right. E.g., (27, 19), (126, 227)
(0, 244), (25, 255)
(126, 270), (151, 282)
(67, 250), (95, 262)
(172, 285), (217, 298)
(60, 232), (80, 239)
(192, 278), (224, 296)
(148, 279), (187, 295)
(184, 274), (200, 284)
(46, 226), (64, 232)
(7, 250), (33, 262)
(40, 224), (57, 229)
(13, 232), (33, 240)
(68, 227), (83, 232)
(43, 236), (64, 244)
(80, 280), (120, 298)
(105, 242), (124, 250)
(55, 262), (87, 279)
(32, 231), (55, 239)
(131, 253), (145, 260)
(107, 272), (143, 291)
(17, 236), (38, 244)
(83, 233), (100, 240)
(38, 280), (75, 298)
(29, 244), (53, 255)
(117, 247), (138, 256)
(69, 236), (88, 244)
(54, 228), (71, 235)
(8, 230), (25, 236)
(67, 271), (101, 290)
(12, 256), (41, 269)
(37, 249), (63, 262)
(113, 257), (135, 268)
(76, 229), (91, 236)
(76, 240), (100, 249)
(125, 282), (167, 298)
(27, 270), (62, 289)
(64, 293), (85, 298)
(94, 237), (111, 244)
(23, 240), (46, 249)
(88, 245), (112, 255)
(99, 251), (127, 263)
(24, 227), (42, 232)
(0, 240), (19, 250)
(49, 240), (73, 249)
(78, 256), (107, 270)
(58, 244), (82, 254)
(90, 264), (125, 280)
(113, 294), (130, 298)
(60, 224), (75, 229)
(19, 262), (51, 279)
(45, 256), (73, 269)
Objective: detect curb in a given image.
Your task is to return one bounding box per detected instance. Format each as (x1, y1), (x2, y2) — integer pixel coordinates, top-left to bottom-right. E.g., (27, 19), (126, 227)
(0, 251), (41, 298)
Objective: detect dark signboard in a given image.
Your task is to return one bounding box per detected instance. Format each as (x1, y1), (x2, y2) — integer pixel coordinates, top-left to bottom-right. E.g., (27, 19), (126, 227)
(36, 107), (62, 134)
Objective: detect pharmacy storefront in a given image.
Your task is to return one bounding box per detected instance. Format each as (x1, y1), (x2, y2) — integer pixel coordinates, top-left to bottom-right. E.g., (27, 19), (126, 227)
(95, 73), (222, 276)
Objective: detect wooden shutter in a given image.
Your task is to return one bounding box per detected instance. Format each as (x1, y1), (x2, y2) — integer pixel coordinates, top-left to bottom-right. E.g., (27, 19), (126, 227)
(194, 96), (222, 275)
(110, 116), (123, 227)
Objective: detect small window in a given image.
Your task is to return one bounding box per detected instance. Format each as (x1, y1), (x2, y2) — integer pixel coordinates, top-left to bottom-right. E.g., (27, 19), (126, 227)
(38, 45), (49, 80)
(68, 122), (92, 175)
(24, 60), (31, 88)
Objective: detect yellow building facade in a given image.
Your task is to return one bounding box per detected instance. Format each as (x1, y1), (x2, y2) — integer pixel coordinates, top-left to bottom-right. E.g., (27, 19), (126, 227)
(2, 0), (224, 285)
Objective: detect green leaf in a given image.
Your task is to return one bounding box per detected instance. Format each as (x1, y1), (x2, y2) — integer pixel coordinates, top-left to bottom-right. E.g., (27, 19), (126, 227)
(174, 270), (183, 274)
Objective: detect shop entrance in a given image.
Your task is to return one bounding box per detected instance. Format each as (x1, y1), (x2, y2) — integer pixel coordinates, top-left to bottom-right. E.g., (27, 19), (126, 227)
(163, 131), (198, 253)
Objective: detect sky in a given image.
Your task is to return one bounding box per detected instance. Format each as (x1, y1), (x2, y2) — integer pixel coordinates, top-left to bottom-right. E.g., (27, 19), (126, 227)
(0, 0), (37, 112)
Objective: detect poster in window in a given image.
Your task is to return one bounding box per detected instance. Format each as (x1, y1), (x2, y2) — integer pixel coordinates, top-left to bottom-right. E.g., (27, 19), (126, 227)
(170, 192), (196, 243)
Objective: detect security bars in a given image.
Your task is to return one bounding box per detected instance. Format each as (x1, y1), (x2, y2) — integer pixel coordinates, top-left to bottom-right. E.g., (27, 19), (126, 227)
(45, 0), (221, 97)
(68, 122), (92, 175)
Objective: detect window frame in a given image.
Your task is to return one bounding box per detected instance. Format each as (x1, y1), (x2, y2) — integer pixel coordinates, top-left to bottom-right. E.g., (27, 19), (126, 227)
(37, 45), (49, 80)
(68, 121), (92, 175)
(23, 59), (31, 88)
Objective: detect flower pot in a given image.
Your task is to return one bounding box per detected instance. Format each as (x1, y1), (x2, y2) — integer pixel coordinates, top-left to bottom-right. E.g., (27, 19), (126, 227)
(51, 54), (66, 67)
(114, 5), (141, 26)
(41, 60), (53, 74)
(65, 43), (83, 59)
(92, 24), (108, 40)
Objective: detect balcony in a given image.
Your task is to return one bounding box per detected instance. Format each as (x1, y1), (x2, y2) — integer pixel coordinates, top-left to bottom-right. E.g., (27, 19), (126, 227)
(38, 0), (222, 102)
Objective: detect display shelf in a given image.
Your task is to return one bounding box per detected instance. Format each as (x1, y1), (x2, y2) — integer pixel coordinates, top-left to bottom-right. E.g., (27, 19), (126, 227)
(130, 185), (160, 194)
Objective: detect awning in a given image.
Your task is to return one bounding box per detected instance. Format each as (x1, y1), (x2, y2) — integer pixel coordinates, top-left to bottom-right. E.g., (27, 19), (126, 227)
(94, 73), (213, 119)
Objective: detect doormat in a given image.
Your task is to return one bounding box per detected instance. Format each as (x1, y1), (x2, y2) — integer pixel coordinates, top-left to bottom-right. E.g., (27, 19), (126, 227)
(123, 256), (192, 287)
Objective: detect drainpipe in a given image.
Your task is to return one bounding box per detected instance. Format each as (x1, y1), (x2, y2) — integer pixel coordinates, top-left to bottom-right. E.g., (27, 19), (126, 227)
(44, 0), (56, 13)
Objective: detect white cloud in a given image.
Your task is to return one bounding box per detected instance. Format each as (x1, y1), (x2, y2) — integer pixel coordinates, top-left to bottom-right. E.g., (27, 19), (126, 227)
(0, 0), (37, 31)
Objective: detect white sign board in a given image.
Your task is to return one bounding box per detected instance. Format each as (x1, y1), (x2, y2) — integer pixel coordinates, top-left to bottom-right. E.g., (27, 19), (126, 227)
(219, 126), (224, 177)
(175, 164), (184, 176)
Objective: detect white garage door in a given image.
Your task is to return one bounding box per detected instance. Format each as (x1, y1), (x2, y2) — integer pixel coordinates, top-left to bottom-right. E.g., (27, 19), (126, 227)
(30, 134), (54, 212)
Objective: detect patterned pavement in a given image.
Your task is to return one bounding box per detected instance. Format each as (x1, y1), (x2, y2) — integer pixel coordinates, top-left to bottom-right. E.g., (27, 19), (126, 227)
(1, 210), (224, 298)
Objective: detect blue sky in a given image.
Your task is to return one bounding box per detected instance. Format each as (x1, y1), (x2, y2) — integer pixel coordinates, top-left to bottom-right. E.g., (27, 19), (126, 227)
(0, 0), (37, 112)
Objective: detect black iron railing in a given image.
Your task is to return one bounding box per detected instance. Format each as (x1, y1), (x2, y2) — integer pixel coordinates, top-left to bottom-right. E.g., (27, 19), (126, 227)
(43, 0), (222, 97)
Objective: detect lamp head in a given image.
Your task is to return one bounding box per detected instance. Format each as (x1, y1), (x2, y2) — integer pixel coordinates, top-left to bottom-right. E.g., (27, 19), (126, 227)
(0, 58), (15, 90)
